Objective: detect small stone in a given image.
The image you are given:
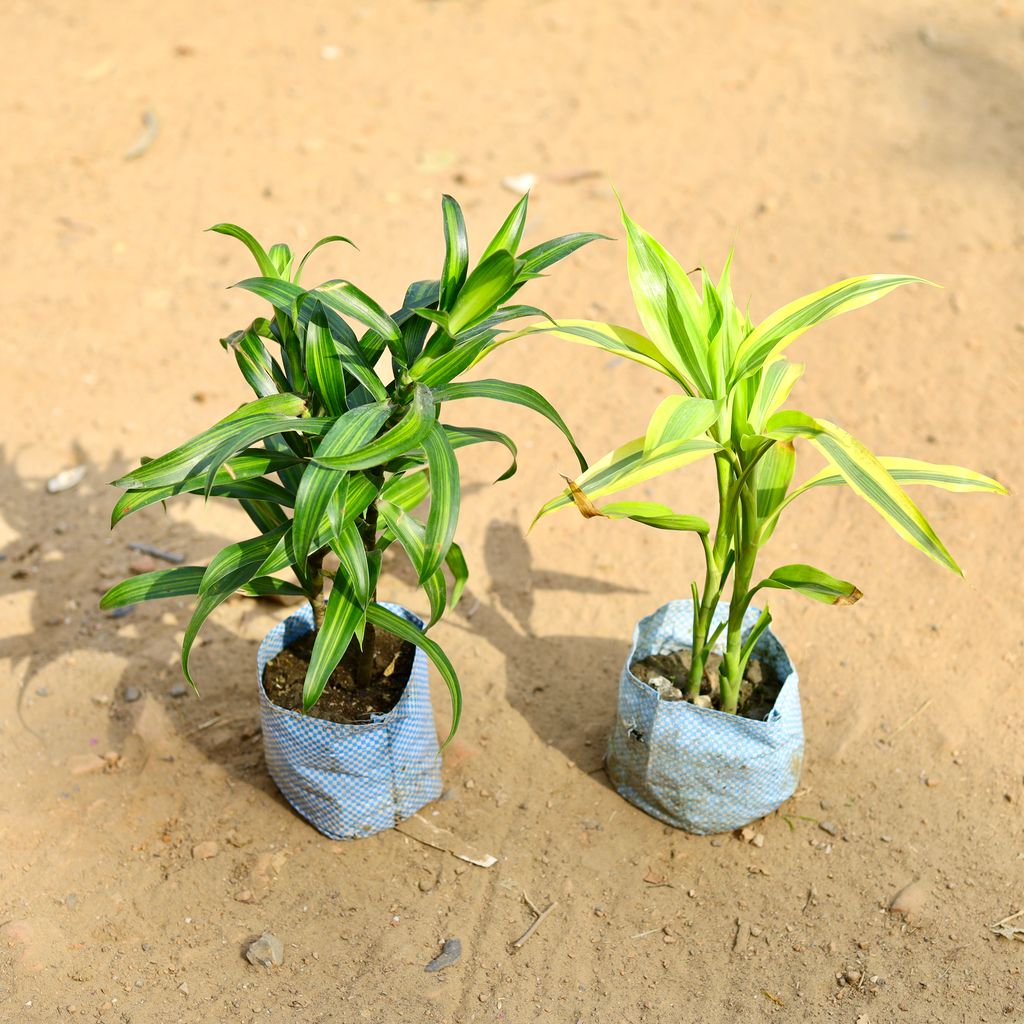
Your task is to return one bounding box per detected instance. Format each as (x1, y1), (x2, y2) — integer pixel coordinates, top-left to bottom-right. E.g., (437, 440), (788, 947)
(710, 839), (722, 847)
(819, 798), (833, 811)
(418, 878), (435, 893)
(751, 833), (765, 848)
(925, 775), (941, 788)
(68, 754), (105, 776)
(888, 880), (928, 921)
(246, 932), (284, 967)
(501, 173), (537, 195)
(46, 465), (87, 494)
(880, 835), (893, 843)
(234, 890), (255, 904)
(35, 687), (49, 697)
(662, 933), (678, 944)
(191, 841), (219, 860)
(593, 905), (606, 918)
(819, 821), (839, 837)
(168, 683), (188, 698)
(738, 826), (756, 844)
(177, 981), (189, 996)
(123, 686), (142, 703)
(129, 554), (157, 575)
(733, 920), (750, 952)
(424, 937), (462, 973)
(692, 694), (713, 709)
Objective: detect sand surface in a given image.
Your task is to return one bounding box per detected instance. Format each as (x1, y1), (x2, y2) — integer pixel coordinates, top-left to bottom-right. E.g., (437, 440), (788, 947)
(1, 1), (1022, 1021)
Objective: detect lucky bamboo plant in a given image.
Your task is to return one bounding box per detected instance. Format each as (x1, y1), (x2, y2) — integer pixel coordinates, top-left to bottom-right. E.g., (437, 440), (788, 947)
(531, 204), (1006, 715)
(101, 195), (601, 737)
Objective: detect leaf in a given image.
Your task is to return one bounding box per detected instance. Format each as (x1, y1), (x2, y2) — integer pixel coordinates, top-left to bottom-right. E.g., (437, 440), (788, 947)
(535, 436), (720, 522)
(232, 276), (305, 315)
(294, 234), (357, 283)
(314, 386), (435, 472)
(756, 563), (862, 605)
(480, 192), (529, 263)
(793, 456), (1008, 497)
(503, 319), (681, 379)
(380, 470), (430, 510)
(447, 251), (519, 336)
(222, 326), (284, 399)
(310, 280), (401, 343)
(268, 242), (293, 278)
(292, 403), (391, 567)
(643, 395), (719, 455)
(329, 522), (371, 607)
(209, 223), (278, 277)
(439, 425), (518, 481)
(517, 232), (609, 275)
(731, 274), (931, 385)
(738, 607), (773, 670)
(303, 582), (366, 710)
(755, 440), (795, 523)
(238, 576), (306, 598)
(420, 420), (460, 584)
(432, 379), (586, 471)
(596, 500), (710, 533)
(304, 306), (349, 415)
(100, 566), (206, 609)
(377, 501), (447, 627)
(445, 541), (468, 609)
(748, 359), (805, 433)
(439, 194), (469, 311)
(764, 411), (960, 574)
(408, 332), (500, 387)
(621, 207), (710, 392)
(365, 602), (462, 745)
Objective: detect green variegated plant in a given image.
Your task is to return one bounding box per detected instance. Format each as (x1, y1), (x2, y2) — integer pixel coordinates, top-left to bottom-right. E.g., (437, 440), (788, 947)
(101, 195), (602, 738)
(531, 204), (1007, 715)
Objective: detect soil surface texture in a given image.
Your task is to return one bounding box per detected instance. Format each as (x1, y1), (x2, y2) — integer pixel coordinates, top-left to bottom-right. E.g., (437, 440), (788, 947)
(1, 2), (1021, 1023)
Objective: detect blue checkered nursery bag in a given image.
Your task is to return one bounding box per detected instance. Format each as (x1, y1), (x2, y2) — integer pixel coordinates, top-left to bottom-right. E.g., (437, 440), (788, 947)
(256, 601), (442, 840)
(606, 599), (803, 835)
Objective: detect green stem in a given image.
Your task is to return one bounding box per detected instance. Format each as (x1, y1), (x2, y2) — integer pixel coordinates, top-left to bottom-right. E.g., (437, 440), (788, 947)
(721, 481), (759, 714)
(307, 548), (327, 631)
(354, 477), (382, 689)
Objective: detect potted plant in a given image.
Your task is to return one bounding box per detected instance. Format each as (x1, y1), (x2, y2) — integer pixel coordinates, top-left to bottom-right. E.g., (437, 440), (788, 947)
(529, 202), (1007, 834)
(101, 194), (602, 839)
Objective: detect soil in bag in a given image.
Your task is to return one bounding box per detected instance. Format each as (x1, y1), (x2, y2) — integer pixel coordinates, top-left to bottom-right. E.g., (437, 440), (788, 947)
(263, 626), (416, 723)
(630, 648), (783, 721)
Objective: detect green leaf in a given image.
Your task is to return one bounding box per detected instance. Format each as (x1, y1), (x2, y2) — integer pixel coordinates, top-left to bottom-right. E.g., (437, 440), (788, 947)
(480, 192), (529, 263)
(305, 300), (389, 403)
(310, 280), (401, 343)
(643, 395), (719, 455)
(232, 276), (305, 314)
(222, 326), (285, 399)
(380, 470), (430, 510)
(209, 224), (278, 277)
(304, 307), (348, 415)
(445, 541), (468, 609)
(268, 243), (293, 278)
(441, 425), (518, 481)
(365, 603), (462, 745)
(292, 403), (391, 567)
(756, 564), (862, 605)
(238, 576), (306, 598)
(408, 332), (500, 388)
(792, 456), (1009, 497)
(314, 386), (435, 472)
(597, 500), (710, 533)
(731, 275), (931, 385)
(377, 501), (447, 627)
(747, 359), (805, 433)
(764, 411), (960, 574)
(439, 195), (469, 311)
(432, 379), (586, 471)
(755, 440), (795, 523)
(518, 232), (609, 275)
(100, 566), (206, 609)
(302, 583), (366, 710)
(738, 607), (773, 671)
(294, 234), (357, 284)
(420, 420), (460, 585)
(535, 436), (720, 522)
(329, 522), (371, 607)
(447, 251), (519, 336)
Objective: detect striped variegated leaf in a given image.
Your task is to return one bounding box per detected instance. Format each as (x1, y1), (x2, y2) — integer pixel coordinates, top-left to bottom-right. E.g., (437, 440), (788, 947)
(790, 457), (1008, 498)
(595, 500), (710, 533)
(100, 566), (207, 609)
(377, 500), (447, 627)
(293, 234), (356, 284)
(366, 602), (461, 745)
(303, 581), (365, 710)
(747, 359), (805, 433)
(518, 232), (609, 275)
(420, 420), (460, 585)
(310, 280), (401, 344)
(432, 378), (586, 471)
(209, 224), (278, 277)
(764, 411), (960, 574)
(480, 192), (529, 263)
(447, 251), (519, 336)
(643, 395), (719, 456)
(535, 435), (720, 522)
(329, 522), (372, 607)
(754, 563), (862, 605)
(755, 440), (796, 524)
(730, 274), (930, 385)
(439, 195), (469, 310)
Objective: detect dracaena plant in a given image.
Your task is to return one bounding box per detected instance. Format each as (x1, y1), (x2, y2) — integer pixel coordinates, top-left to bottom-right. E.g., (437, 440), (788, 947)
(101, 194), (602, 738)
(531, 204), (1007, 715)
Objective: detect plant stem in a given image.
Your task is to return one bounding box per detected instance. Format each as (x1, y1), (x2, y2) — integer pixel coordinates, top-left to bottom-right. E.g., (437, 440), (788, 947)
(720, 481), (758, 714)
(353, 481), (382, 689)
(307, 548), (326, 631)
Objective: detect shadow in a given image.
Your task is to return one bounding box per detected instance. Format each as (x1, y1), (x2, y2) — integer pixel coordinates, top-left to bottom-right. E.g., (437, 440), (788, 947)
(0, 444), (299, 801)
(889, 20), (1024, 177)
(455, 518), (643, 771)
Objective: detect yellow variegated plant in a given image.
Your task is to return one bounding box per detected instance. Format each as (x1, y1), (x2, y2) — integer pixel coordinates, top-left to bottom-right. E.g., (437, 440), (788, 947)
(529, 204), (1007, 715)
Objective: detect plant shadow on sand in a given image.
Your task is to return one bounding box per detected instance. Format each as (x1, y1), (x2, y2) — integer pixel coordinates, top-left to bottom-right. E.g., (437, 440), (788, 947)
(458, 519), (642, 775)
(0, 445), (304, 801)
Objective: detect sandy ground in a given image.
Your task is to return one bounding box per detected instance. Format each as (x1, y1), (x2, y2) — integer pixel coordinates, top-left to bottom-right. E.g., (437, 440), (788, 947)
(2, 1), (1023, 1021)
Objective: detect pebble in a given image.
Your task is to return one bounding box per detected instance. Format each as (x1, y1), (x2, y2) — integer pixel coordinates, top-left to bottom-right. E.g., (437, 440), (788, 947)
(819, 798), (833, 811)
(46, 465), (87, 494)
(819, 821), (839, 837)
(123, 686), (142, 703)
(424, 937), (462, 973)
(168, 683), (188, 698)
(888, 880), (928, 921)
(129, 554), (157, 575)
(418, 878), (435, 893)
(191, 841), (219, 860)
(35, 687), (49, 697)
(925, 775), (941, 788)
(501, 173), (537, 195)
(751, 833), (765, 848)
(245, 932), (284, 967)
(68, 754), (105, 776)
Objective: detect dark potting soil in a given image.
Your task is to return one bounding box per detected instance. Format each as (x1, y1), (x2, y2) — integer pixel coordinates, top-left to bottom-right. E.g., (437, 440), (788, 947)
(630, 647), (782, 721)
(263, 627), (415, 724)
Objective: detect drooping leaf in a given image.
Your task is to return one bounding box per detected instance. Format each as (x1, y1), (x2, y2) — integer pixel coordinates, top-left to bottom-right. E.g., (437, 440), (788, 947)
(294, 234), (357, 284)
(517, 232), (609, 275)
(100, 566), (207, 609)
(302, 582), (366, 710)
(432, 379), (586, 471)
(365, 602), (461, 745)
(594, 500), (711, 533)
(420, 420), (460, 584)
(439, 194), (469, 311)
(445, 541), (469, 609)
(791, 456), (1009, 497)
(755, 563), (862, 605)
(209, 223), (278, 278)
(310, 280), (402, 344)
(377, 500), (447, 627)
(329, 522), (371, 607)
